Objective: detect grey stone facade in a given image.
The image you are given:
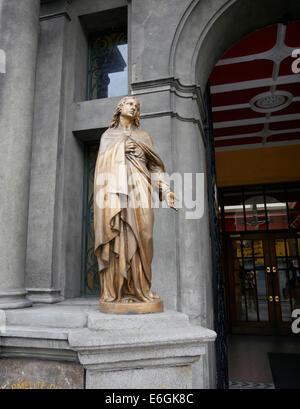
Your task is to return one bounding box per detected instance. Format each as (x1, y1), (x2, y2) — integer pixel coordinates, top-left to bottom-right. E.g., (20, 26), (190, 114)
(1, 0), (300, 389)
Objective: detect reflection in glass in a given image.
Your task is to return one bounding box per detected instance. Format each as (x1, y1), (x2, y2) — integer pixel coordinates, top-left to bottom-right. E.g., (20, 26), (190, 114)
(88, 32), (128, 100)
(286, 186), (300, 210)
(221, 183), (300, 232)
(242, 240), (253, 257)
(265, 187), (288, 230)
(274, 237), (300, 321)
(286, 185), (300, 229)
(244, 187), (266, 231)
(286, 239), (297, 257)
(232, 238), (269, 323)
(279, 268), (295, 321)
(222, 189), (245, 231)
(275, 239), (286, 256)
(256, 269), (269, 321)
(276, 257), (287, 269)
(255, 258), (265, 268)
(234, 280), (246, 321)
(82, 144), (100, 295)
(290, 211), (300, 229)
(253, 240), (264, 257)
(232, 240), (241, 257)
(243, 258), (254, 270)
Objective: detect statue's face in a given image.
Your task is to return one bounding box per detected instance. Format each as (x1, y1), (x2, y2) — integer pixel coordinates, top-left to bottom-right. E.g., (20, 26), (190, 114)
(120, 98), (138, 120)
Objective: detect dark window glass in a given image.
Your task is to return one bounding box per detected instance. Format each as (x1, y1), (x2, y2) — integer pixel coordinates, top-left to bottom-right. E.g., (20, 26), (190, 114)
(265, 186), (288, 230)
(88, 31), (128, 100)
(286, 185), (300, 229)
(82, 143), (99, 295)
(243, 186), (267, 231)
(222, 188), (245, 231)
(221, 183), (300, 233)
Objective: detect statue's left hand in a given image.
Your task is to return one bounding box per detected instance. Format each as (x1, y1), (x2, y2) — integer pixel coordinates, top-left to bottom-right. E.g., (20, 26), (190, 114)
(165, 192), (179, 211)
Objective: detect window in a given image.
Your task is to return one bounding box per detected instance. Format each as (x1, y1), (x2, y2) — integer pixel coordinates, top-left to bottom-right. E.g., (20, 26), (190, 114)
(220, 182), (300, 233)
(82, 143), (99, 295)
(87, 29), (128, 100)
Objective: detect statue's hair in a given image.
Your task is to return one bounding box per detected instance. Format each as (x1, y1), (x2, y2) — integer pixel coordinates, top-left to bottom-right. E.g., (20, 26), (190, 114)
(109, 96), (140, 129)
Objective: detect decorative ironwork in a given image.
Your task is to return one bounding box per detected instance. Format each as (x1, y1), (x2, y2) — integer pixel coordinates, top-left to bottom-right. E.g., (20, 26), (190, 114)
(204, 84), (229, 389)
(87, 31), (127, 100)
(82, 143), (99, 295)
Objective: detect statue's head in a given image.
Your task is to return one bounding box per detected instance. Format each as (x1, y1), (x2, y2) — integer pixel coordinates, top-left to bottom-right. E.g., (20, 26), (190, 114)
(109, 96), (140, 129)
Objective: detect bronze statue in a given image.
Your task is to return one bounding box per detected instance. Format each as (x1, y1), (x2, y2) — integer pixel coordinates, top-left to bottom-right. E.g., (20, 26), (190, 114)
(94, 96), (177, 314)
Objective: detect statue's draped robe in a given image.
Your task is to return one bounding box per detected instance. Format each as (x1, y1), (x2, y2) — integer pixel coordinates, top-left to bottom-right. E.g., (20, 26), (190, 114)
(94, 129), (169, 302)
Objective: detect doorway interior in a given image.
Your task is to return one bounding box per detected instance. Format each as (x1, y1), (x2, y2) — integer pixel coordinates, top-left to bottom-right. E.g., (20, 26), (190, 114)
(209, 20), (300, 387)
(219, 183), (300, 335)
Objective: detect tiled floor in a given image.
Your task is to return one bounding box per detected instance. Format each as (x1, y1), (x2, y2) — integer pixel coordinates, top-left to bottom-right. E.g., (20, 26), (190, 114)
(228, 334), (300, 388)
(229, 380), (274, 389)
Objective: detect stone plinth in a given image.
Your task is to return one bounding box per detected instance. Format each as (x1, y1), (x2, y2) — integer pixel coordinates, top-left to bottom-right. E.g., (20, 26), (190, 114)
(68, 310), (216, 389)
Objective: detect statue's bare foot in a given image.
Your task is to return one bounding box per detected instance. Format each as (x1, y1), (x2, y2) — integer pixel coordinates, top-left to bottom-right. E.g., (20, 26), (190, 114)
(101, 295), (115, 302)
(135, 290), (152, 303)
(147, 290), (160, 300)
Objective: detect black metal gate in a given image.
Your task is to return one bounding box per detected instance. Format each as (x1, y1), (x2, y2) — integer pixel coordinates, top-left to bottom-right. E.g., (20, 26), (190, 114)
(204, 84), (229, 389)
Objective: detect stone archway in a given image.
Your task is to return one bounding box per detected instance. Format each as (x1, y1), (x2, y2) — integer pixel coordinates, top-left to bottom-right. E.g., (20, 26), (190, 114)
(171, 0), (300, 90)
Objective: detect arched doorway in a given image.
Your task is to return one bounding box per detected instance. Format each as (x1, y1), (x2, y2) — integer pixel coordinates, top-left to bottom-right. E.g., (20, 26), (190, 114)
(208, 20), (300, 388)
(171, 0), (300, 389)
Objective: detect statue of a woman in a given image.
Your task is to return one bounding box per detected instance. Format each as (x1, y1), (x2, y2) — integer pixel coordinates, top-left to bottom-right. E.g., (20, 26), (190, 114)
(94, 96), (177, 313)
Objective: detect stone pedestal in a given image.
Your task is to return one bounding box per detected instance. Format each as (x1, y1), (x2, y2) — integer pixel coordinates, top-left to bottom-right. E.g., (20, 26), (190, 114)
(68, 310), (216, 389)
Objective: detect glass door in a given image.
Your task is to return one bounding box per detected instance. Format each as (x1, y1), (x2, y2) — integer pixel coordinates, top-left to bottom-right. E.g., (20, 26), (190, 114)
(227, 235), (275, 331)
(269, 234), (300, 328)
(227, 233), (300, 333)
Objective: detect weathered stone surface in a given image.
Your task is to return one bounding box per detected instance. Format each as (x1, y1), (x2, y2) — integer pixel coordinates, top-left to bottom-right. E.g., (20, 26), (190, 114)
(0, 0), (40, 309)
(69, 310), (216, 389)
(5, 304), (98, 328)
(88, 310), (189, 331)
(87, 365), (192, 389)
(0, 359), (84, 389)
(0, 310), (5, 331)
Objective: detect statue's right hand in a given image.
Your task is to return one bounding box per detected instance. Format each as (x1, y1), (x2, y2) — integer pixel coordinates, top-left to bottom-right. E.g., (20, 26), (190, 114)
(125, 140), (136, 154)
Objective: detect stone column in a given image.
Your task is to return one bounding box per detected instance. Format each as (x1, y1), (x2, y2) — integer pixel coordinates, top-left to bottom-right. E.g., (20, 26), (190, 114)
(25, 11), (71, 304)
(0, 0), (40, 308)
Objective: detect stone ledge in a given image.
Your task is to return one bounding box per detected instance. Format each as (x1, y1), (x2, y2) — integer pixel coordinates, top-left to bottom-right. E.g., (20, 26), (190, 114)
(88, 310), (189, 331)
(69, 326), (216, 350)
(4, 304), (98, 329)
(0, 325), (68, 340)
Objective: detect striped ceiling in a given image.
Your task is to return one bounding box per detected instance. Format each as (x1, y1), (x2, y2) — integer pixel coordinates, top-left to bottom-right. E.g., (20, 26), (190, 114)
(210, 21), (300, 151)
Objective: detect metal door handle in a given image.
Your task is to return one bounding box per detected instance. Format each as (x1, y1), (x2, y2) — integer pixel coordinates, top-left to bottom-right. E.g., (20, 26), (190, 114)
(275, 296), (280, 302)
(268, 296), (273, 302)
(266, 267), (271, 273)
(272, 266), (277, 273)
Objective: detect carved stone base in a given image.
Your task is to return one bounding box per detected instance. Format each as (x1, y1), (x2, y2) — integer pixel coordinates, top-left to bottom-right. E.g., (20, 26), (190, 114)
(26, 288), (63, 304)
(0, 289), (32, 310)
(100, 299), (163, 314)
